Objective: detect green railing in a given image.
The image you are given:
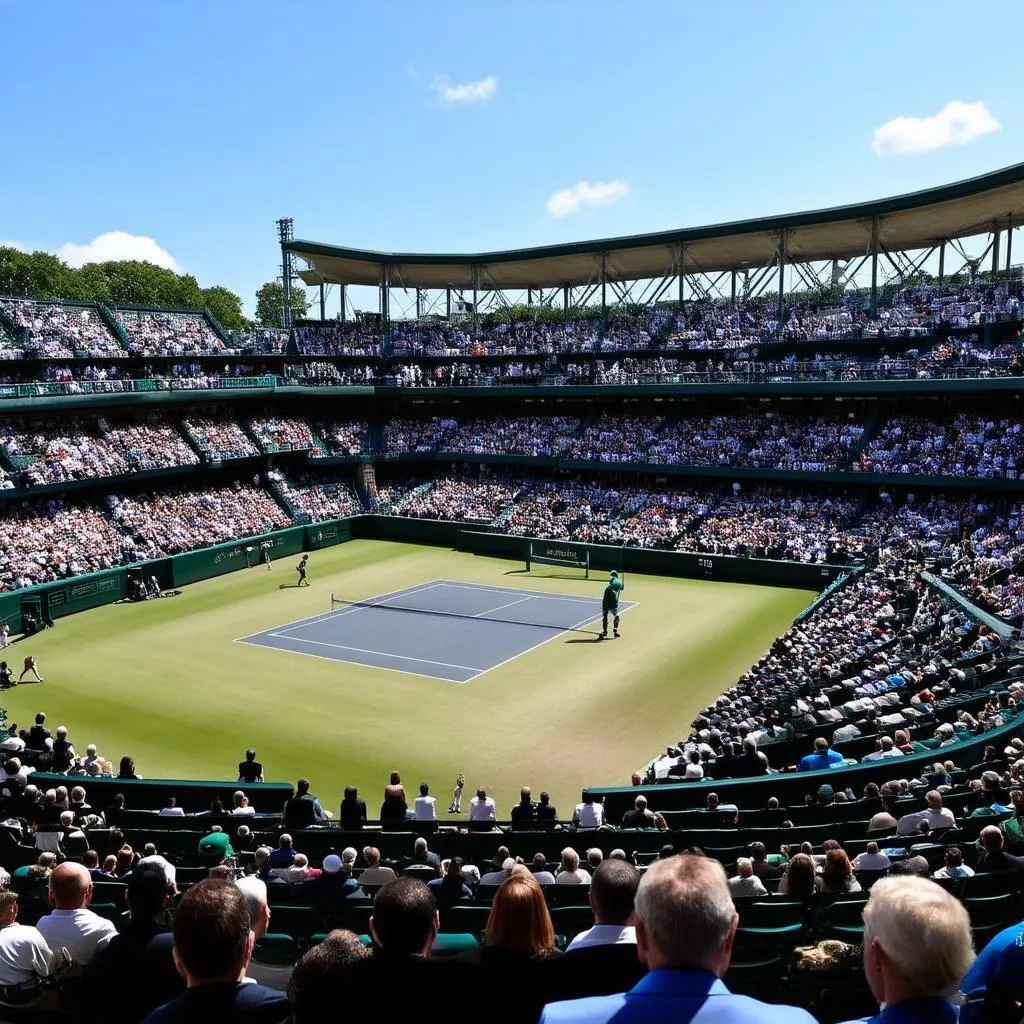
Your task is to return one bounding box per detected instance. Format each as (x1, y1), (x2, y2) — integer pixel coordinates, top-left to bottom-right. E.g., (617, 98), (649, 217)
(0, 376), (278, 400)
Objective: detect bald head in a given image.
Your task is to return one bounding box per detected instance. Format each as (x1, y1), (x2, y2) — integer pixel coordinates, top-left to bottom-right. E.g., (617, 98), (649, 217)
(49, 861), (92, 909)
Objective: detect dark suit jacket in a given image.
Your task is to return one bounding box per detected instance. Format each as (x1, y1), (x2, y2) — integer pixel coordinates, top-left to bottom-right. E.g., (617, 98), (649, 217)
(548, 942), (647, 1003)
(141, 981), (288, 1023)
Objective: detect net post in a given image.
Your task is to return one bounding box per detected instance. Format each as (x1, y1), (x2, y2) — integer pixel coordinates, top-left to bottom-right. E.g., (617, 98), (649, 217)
(526, 541), (532, 574)
(585, 550), (590, 580)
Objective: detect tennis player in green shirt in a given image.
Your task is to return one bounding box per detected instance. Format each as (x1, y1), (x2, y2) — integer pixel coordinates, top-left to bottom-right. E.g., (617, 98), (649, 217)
(598, 570), (624, 640)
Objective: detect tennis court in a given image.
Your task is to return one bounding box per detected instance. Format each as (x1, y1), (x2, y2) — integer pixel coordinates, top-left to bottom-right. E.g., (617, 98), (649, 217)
(236, 579), (636, 683)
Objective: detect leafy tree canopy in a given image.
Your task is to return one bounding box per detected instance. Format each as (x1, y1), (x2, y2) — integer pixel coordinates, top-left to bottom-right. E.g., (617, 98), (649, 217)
(255, 280), (309, 329)
(0, 246), (249, 330)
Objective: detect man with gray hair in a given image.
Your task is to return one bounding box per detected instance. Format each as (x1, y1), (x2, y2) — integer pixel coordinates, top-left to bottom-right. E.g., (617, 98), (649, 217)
(851, 875), (974, 1023)
(236, 875), (293, 990)
(540, 854), (815, 1023)
(727, 858), (767, 898)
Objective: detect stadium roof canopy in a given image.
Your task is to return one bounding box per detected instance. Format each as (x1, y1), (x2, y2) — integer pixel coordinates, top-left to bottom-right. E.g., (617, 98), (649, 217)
(288, 162), (1024, 291)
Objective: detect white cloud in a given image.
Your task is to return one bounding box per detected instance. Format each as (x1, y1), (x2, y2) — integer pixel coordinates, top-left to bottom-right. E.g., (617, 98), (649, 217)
(432, 75), (497, 105)
(56, 231), (179, 270)
(546, 179), (630, 218)
(871, 100), (1001, 157)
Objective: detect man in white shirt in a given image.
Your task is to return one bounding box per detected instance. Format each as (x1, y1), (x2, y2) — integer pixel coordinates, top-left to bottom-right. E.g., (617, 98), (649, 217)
(852, 842), (892, 872)
(158, 797), (185, 817)
(896, 790), (957, 836)
(468, 787), (496, 822)
(566, 859), (640, 951)
(35, 862), (116, 966)
(480, 858), (516, 886)
(727, 858), (768, 898)
(0, 890), (56, 987)
(573, 795), (605, 829)
(861, 736), (905, 762)
(414, 783), (437, 821)
(0, 726), (24, 755)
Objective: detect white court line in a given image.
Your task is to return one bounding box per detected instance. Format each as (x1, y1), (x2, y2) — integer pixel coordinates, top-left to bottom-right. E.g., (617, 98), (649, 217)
(234, 580), (446, 642)
(230, 637), (474, 685)
(472, 595), (534, 618)
(267, 632), (484, 673)
(470, 600), (641, 681)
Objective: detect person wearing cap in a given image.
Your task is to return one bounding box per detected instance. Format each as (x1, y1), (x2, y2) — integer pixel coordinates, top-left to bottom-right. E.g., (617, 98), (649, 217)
(598, 571), (624, 640)
(83, 860), (183, 1022)
(301, 853), (362, 916)
(198, 826), (234, 864)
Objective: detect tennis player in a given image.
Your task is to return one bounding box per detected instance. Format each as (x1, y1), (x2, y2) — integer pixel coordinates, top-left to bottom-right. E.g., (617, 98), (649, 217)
(18, 656), (44, 683)
(296, 554), (309, 587)
(598, 570), (623, 640)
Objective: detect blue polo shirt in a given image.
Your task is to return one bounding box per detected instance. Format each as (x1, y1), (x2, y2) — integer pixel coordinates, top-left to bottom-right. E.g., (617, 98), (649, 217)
(797, 749), (843, 772)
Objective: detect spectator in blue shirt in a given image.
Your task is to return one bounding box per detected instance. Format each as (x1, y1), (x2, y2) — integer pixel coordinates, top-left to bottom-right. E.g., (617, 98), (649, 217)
(797, 737), (844, 772)
(961, 918), (1024, 1015)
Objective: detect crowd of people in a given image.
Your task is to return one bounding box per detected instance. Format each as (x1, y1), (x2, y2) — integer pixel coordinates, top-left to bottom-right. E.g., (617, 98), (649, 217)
(114, 309), (226, 357)
(0, 413), (199, 486)
(0, 299), (125, 358)
(182, 410), (260, 461)
(107, 483), (292, 559)
(248, 415), (325, 455)
(269, 472), (364, 523)
(315, 420), (367, 457)
(293, 323), (379, 356)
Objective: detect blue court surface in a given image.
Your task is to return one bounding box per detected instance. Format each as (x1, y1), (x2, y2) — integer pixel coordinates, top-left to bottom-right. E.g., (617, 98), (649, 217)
(236, 579), (636, 683)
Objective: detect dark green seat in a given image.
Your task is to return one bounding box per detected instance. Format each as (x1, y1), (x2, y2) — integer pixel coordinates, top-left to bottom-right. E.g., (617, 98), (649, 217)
(440, 904), (491, 937)
(254, 933), (299, 965)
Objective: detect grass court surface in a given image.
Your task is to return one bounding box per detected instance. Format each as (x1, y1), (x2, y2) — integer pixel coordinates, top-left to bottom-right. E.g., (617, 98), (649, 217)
(2, 541), (813, 815)
(238, 580), (637, 683)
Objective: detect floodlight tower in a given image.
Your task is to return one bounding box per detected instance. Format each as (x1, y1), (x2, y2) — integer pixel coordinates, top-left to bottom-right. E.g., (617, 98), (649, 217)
(276, 217), (295, 329)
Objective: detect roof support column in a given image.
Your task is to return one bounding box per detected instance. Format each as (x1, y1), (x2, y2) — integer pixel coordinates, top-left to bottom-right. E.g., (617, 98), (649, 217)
(319, 282), (325, 321)
(938, 242), (945, 285)
(991, 224), (1001, 276)
(870, 216), (880, 317)
(731, 270), (737, 308)
(378, 264), (390, 333)
(563, 284), (570, 311)
(599, 253), (608, 337)
(776, 232), (787, 331)
(472, 266), (480, 341)
(674, 243), (684, 309)
(1006, 220), (1013, 276)
(527, 288), (533, 308)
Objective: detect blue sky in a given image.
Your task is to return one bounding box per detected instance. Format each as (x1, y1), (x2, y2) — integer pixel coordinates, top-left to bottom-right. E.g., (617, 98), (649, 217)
(3, 0), (1022, 316)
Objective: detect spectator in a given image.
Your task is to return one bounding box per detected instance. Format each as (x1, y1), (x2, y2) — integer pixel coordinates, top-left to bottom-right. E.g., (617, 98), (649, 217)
(469, 786), (497, 822)
(621, 795), (659, 829)
(83, 860), (182, 1022)
(556, 848), (591, 886)
(897, 791), (957, 836)
(933, 847), (975, 880)
(0, 889), (57, 994)
(286, 929), (371, 1024)
(414, 782), (437, 821)
(540, 854), (814, 1023)
(856, 877), (974, 1024)
(852, 842), (891, 872)
(285, 778), (328, 826)
(797, 737), (844, 772)
(141, 878), (288, 1021)
(380, 772), (408, 823)
(338, 785), (366, 830)
(427, 857), (473, 910)
(237, 749), (263, 784)
(510, 786), (537, 829)
(573, 794), (605, 829)
(358, 847), (396, 888)
(727, 858), (768, 898)
(818, 849), (861, 895)
(779, 853), (818, 898)
(36, 861), (117, 966)
(976, 826), (1024, 873)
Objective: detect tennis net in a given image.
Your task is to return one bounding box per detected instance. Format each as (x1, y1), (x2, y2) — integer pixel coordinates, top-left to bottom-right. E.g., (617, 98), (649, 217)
(526, 541), (589, 579)
(328, 588), (602, 635)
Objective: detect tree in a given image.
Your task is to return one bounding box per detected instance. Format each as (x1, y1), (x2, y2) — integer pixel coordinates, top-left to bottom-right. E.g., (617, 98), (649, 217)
(255, 280), (309, 329)
(200, 286), (248, 331)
